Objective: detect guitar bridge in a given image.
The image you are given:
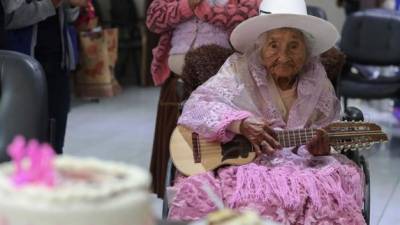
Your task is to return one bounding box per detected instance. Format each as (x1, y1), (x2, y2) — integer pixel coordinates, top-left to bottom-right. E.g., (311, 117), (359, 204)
(192, 133), (201, 163)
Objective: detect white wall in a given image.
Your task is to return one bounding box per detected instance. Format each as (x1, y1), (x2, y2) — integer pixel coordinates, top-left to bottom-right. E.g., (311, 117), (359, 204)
(306, 0), (346, 32)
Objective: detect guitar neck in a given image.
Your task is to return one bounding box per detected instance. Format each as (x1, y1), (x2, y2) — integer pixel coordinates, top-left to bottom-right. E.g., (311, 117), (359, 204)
(276, 128), (317, 148)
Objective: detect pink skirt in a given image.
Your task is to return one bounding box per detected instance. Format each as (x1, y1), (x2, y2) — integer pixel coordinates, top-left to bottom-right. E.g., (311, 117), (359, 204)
(168, 148), (366, 225)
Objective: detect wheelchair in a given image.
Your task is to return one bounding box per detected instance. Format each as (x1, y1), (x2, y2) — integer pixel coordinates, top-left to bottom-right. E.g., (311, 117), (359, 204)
(161, 6), (372, 225)
(161, 49), (371, 225)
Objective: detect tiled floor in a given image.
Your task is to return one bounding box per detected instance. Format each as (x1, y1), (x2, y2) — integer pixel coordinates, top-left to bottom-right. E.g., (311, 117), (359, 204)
(64, 86), (400, 224)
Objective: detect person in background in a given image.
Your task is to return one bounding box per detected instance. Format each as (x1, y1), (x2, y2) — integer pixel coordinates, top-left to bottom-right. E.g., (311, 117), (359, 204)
(336, 0), (388, 14)
(0, 0), (26, 100)
(0, 0), (24, 48)
(146, 0), (261, 198)
(3, 0), (88, 154)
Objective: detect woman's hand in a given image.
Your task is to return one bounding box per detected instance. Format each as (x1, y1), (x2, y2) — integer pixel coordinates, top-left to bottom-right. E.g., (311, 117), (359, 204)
(239, 117), (281, 155)
(307, 129), (331, 156)
(188, 0), (202, 11)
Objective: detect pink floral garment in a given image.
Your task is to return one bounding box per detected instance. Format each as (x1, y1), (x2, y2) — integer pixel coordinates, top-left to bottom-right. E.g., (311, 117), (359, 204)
(146, 0), (260, 85)
(169, 52), (366, 225)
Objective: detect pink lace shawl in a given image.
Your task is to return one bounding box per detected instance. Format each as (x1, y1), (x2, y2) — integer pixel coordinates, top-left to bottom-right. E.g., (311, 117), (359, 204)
(178, 51), (341, 142)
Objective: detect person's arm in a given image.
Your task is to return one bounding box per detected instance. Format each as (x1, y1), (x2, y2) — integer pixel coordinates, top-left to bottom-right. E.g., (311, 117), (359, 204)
(65, 5), (80, 22)
(178, 54), (252, 142)
(146, 0), (194, 34)
(66, 0), (88, 22)
(227, 120), (242, 134)
(194, 0), (260, 31)
(4, 0), (56, 29)
(1, 0), (24, 14)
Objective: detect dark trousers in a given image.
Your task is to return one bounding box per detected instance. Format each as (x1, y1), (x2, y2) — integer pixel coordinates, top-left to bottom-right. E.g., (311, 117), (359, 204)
(36, 53), (70, 154)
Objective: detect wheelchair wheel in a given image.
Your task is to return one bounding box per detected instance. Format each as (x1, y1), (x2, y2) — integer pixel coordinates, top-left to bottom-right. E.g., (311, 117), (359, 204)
(360, 155), (370, 225)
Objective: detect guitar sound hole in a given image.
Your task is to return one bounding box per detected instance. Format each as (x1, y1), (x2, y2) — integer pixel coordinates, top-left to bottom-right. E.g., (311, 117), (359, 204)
(221, 136), (252, 162)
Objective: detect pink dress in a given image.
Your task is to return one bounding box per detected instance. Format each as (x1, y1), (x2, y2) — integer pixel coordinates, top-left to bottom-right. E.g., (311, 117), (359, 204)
(168, 52), (366, 225)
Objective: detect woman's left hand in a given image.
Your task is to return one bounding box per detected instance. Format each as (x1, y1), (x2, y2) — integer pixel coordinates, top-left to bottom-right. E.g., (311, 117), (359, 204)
(306, 129), (330, 156)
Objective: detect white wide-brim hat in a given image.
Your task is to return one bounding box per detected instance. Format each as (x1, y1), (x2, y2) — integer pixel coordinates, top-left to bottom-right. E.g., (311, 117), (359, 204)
(230, 0), (340, 56)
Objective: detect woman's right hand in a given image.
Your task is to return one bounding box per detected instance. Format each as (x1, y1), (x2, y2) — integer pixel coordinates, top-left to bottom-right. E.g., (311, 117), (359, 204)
(188, 0), (202, 11)
(240, 117), (282, 155)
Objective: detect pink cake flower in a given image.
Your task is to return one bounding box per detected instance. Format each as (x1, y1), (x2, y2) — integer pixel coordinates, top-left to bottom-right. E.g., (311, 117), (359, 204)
(7, 136), (56, 188)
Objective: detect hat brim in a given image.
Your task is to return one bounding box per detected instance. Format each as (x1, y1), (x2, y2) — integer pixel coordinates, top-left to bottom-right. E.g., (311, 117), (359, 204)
(230, 14), (340, 56)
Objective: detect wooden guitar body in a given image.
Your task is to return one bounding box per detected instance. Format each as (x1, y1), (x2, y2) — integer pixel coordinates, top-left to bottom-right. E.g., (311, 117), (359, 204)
(170, 126), (256, 176)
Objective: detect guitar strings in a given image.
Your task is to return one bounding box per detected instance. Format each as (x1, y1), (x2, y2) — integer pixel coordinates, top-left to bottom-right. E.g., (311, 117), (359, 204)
(198, 132), (319, 153)
(193, 129), (383, 153)
(195, 129), (378, 151)
(196, 140), (312, 152)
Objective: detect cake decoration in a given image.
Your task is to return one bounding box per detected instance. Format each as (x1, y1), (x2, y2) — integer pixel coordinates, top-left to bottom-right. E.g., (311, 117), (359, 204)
(8, 136), (56, 188)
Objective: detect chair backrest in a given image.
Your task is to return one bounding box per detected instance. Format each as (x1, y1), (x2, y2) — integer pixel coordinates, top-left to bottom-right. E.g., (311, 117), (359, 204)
(0, 50), (48, 162)
(340, 9), (400, 65)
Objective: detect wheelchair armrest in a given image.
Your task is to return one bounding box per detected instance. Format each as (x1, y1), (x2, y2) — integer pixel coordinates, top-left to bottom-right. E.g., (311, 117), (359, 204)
(342, 106), (364, 122)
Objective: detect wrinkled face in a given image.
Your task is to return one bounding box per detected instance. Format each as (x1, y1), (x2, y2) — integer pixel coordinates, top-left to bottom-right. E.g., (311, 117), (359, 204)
(261, 28), (308, 80)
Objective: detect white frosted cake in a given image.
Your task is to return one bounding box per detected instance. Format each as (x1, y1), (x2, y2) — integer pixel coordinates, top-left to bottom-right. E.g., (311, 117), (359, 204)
(0, 156), (154, 225)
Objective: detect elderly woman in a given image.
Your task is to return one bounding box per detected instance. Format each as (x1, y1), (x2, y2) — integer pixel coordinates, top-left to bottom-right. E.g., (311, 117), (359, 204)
(168, 0), (366, 224)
